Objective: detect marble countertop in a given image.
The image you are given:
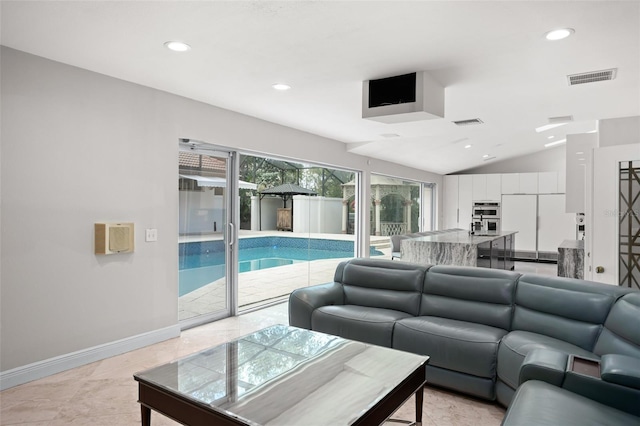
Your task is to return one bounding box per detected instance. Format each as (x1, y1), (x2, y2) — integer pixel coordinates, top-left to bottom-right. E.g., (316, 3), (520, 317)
(408, 229), (518, 245)
(559, 239), (584, 249)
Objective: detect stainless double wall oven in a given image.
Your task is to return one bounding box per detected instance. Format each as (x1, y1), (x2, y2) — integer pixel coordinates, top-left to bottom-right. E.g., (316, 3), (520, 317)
(472, 201), (500, 232)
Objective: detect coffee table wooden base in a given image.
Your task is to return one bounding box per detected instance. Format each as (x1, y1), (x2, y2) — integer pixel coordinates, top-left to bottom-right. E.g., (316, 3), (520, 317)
(137, 378), (426, 426)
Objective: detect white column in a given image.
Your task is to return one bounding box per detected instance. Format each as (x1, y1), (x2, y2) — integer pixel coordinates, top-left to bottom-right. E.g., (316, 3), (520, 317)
(250, 195), (260, 231)
(342, 199), (349, 234)
(374, 186), (382, 236)
(374, 199), (381, 236)
(404, 200), (412, 233)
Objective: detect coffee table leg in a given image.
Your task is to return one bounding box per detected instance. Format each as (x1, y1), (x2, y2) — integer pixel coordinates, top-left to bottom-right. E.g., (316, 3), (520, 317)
(141, 405), (151, 426)
(415, 385), (424, 426)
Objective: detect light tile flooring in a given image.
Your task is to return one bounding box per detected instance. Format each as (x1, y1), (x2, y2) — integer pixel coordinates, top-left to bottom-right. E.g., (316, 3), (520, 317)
(1, 302), (506, 426)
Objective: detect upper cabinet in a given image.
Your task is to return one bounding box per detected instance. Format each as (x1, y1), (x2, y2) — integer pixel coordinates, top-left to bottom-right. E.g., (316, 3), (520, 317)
(472, 174), (501, 201)
(501, 174), (519, 194)
(486, 174), (502, 200)
(537, 172), (558, 193)
(501, 172), (552, 194)
(519, 173), (538, 193)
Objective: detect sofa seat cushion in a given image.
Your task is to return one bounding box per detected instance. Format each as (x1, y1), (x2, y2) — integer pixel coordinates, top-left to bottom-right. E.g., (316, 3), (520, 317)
(311, 305), (412, 347)
(393, 316), (508, 378)
(498, 330), (596, 389)
(502, 380), (640, 426)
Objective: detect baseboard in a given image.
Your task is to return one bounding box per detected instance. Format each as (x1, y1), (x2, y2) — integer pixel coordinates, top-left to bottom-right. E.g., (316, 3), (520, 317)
(0, 324), (181, 391)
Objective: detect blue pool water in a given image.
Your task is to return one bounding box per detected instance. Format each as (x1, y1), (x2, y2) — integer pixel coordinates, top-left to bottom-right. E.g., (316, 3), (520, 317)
(179, 236), (383, 296)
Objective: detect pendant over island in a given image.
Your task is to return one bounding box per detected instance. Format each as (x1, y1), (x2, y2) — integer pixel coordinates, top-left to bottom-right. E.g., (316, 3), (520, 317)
(400, 229), (518, 270)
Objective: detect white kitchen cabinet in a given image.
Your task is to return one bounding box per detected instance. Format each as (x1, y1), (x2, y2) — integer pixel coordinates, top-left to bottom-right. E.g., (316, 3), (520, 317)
(537, 194), (576, 256)
(486, 174), (502, 200)
(472, 175), (487, 200)
(458, 175), (473, 228)
(501, 174), (519, 194)
(538, 172), (558, 193)
(443, 175), (459, 229)
(557, 170), (566, 193)
(519, 173), (539, 193)
(473, 174), (501, 200)
(502, 194), (538, 258)
(501, 172), (539, 194)
(443, 175), (473, 229)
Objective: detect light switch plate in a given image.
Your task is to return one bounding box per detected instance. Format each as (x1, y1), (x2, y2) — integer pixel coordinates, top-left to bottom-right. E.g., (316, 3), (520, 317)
(145, 228), (158, 242)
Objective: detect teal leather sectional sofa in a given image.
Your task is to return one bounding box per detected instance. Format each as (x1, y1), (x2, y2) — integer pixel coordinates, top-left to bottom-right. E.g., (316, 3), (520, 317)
(288, 258), (640, 425)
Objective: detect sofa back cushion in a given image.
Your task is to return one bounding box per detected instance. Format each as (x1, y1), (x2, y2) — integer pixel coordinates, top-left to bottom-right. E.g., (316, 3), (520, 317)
(594, 292), (640, 357)
(512, 275), (627, 351)
(337, 258), (427, 316)
(420, 265), (519, 330)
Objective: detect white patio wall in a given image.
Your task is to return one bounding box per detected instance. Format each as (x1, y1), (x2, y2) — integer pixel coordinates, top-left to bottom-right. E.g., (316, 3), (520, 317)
(179, 191), (224, 234)
(292, 196), (343, 234)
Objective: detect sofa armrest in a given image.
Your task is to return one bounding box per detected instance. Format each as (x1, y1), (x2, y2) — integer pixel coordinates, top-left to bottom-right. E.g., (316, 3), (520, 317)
(288, 282), (345, 330)
(563, 355), (640, 417)
(601, 354), (640, 390)
(519, 349), (569, 387)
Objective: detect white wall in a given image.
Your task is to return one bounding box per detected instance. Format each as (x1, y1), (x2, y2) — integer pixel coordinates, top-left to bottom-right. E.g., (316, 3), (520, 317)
(458, 146), (566, 175)
(0, 47), (442, 375)
(292, 196), (343, 234)
(255, 197), (283, 231)
(598, 116), (640, 147)
(178, 191), (224, 234)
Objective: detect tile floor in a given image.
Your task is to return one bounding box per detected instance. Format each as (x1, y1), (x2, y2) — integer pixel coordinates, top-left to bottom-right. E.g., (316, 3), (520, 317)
(1, 302), (507, 426)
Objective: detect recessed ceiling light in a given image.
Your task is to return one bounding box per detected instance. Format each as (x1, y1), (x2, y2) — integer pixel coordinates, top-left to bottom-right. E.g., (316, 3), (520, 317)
(576, 151), (584, 155)
(272, 83), (291, 91)
(578, 158), (586, 161)
(164, 41), (191, 52)
(545, 28), (574, 41)
(544, 139), (567, 148)
(547, 136), (555, 139)
(482, 154), (490, 158)
(464, 144), (472, 149)
(380, 133), (400, 138)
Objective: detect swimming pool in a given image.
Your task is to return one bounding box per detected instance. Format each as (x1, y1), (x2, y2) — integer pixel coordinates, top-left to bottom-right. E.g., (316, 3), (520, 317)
(179, 236), (383, 296)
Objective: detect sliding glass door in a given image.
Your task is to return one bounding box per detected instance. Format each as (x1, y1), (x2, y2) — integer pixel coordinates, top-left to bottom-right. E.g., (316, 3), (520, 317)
(178, 141), (240, 328)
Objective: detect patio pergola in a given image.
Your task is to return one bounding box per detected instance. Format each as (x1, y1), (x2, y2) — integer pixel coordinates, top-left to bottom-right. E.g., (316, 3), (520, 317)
(342, 176), (417, 236)
(259, 183), (317, 231)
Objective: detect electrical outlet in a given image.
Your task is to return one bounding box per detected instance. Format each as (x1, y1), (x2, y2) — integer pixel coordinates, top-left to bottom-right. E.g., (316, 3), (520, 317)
(145, 228), (158, 242)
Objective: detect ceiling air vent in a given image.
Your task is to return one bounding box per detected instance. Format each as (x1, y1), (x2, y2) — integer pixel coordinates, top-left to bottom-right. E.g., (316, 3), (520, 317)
(567, 68), (617, 86)
(452, 118), (484, 126)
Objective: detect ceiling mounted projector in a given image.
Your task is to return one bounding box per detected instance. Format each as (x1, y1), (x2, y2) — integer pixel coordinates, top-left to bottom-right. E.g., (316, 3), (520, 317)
(362, 71), (444, 124)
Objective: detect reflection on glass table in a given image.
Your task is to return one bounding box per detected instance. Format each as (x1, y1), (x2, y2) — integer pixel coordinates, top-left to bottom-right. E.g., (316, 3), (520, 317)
(135, 324), (429, 426)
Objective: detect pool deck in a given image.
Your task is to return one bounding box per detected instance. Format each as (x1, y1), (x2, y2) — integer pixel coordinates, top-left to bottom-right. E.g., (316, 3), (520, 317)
(180, 230), (390, 247)
(178, 231), (392, 320)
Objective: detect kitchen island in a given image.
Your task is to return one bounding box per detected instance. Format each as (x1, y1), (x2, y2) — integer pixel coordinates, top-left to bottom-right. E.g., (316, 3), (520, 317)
(400, 229), (517, 270)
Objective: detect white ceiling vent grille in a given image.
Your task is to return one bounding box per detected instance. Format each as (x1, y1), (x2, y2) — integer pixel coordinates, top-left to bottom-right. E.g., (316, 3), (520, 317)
(452, 118), (484, 126)
(567, 69), (617, 86)
(548, 115), (574, 124)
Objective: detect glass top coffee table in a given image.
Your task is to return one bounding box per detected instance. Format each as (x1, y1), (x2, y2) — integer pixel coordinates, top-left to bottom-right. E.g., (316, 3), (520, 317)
(134, 325), (429, 426)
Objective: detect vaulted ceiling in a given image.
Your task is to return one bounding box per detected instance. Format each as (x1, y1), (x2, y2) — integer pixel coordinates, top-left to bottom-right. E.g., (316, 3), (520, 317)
(2, 1), (638, 174)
